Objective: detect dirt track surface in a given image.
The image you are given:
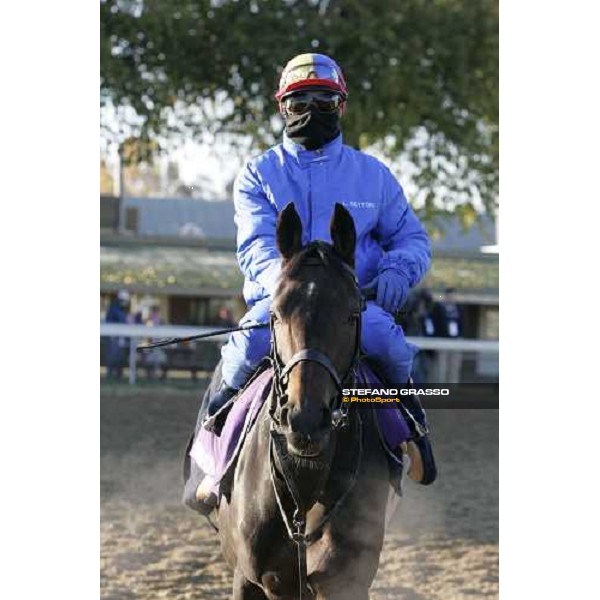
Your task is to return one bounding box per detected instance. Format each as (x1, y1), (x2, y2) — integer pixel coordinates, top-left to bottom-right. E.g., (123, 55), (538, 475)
(101, 386), (498, 599)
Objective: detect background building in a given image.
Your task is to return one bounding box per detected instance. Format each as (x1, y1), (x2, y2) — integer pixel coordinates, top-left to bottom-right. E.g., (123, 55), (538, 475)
(101, 194), (498, 380)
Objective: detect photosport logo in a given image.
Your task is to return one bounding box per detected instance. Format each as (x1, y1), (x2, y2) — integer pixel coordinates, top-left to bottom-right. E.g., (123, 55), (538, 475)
(341, 384), (499, 409)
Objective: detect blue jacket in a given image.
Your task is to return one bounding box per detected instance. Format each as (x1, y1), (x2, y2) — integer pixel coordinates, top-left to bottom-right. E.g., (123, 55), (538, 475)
(234, 133), (431, 304)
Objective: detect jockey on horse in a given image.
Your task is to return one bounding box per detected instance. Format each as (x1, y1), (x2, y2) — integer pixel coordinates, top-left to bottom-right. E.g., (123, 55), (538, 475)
(186, 53), (437, 514)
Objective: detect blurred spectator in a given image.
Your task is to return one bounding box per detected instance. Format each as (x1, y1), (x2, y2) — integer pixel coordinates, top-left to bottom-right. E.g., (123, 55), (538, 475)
(212, 306), (235, 357)
(147, 305), (164, 326)
(132, 309), (144, 325)
(105, 289), (131, 380)
(408, 289), (437, 383)
(216, 306), (234, 328)
(143, 305), (168, 380)
(432, 287), (465, 383)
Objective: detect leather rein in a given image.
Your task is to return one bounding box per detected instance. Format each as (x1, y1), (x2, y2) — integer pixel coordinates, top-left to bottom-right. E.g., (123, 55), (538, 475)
(267, 258), (365, 599)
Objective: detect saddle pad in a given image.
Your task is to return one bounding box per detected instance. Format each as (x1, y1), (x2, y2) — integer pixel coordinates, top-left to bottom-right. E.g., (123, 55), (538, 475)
(356, 361), (412, 452)
(189, 362), (411, 497)
(190, 367), (273, 483)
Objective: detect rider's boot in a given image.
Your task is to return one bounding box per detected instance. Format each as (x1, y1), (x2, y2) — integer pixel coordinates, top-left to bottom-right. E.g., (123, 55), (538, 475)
(398, 379), (437, 485)
(202, 382), (239, 434)
(183, 471), (218, 515)
(185, 380), (241, 515)
(182, 430), (219, 516)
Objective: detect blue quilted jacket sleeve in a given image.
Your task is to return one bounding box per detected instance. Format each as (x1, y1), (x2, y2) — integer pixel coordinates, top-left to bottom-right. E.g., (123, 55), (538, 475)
(233, 161), (281, 295)
(375, 167), (431, 287)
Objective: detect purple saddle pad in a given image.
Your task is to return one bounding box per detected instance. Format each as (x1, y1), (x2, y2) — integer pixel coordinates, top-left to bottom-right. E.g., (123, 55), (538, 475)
(190, 367), (273, 482)
(355, 361), (412, 450)
(189, 362), (411, 495)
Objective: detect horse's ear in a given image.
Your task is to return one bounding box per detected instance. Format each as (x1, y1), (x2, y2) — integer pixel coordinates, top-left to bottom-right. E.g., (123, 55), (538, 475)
(330, 203), (356, 267)
(277, 202), (304, 261)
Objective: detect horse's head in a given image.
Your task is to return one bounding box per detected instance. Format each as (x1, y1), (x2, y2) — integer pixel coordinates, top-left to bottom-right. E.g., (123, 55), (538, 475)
(270, 202), (361, 460)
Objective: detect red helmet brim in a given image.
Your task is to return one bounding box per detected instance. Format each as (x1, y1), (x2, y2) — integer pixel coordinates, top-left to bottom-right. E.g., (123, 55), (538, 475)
(275, 78), (347, 101)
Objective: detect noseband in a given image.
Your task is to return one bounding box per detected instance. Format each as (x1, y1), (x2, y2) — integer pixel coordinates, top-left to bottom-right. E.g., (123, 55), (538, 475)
(268, 258), (363, 429)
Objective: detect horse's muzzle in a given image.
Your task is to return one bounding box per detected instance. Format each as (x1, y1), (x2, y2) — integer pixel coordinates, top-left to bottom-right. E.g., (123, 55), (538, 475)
(286, 430), (331, 459)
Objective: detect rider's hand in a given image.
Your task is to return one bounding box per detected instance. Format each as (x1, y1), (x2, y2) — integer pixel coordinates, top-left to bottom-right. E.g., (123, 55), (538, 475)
(364, 269), (410, 314)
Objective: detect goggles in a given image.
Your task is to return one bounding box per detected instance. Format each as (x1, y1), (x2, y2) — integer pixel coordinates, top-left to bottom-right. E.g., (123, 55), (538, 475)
(281, 91), (343, 115)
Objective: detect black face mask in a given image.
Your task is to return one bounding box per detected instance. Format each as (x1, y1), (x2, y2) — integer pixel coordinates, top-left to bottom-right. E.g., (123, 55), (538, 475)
(284, 106), (340, 150)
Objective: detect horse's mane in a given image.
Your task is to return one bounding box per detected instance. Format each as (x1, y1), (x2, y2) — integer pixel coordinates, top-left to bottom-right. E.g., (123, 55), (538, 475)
(283, 241), (349, 280)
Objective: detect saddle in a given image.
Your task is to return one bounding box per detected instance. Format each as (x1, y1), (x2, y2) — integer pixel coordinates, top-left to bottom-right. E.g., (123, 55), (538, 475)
(184, 359), (412, 507)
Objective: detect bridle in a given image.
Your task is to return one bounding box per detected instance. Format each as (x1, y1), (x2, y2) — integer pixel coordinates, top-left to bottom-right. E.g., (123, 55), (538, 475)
(266, 255), (365, 599)
(268, 257), (364, 430)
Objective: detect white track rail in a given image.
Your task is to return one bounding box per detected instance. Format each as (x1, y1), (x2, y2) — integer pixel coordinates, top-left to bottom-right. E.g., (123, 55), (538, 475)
(100, 324), (499, 385)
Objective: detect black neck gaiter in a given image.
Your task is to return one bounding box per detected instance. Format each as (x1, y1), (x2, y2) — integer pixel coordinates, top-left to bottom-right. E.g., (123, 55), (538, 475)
(284, 107), (340, 150)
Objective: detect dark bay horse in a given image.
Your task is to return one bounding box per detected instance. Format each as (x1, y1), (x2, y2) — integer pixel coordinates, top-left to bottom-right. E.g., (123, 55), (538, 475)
(216, 203), (391, 600)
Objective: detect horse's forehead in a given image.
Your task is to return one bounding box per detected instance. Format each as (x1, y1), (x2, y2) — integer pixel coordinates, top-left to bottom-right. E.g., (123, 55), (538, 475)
(277, 275), (333, 315)
(285, 270), (342, 298)
(305, 281), (317, 300)
(281, 279), (320, 309)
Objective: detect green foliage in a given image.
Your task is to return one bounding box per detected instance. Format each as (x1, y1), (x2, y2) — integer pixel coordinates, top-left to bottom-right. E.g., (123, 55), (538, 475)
(101, 0), (498, 218)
